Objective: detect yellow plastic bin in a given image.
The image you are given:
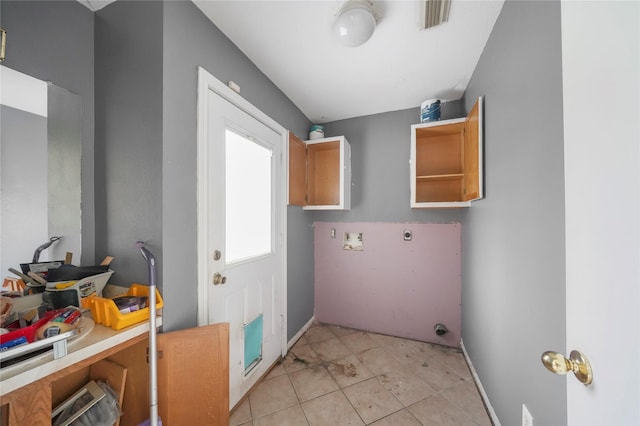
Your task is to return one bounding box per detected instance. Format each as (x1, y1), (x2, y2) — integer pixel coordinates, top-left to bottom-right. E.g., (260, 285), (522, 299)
(82, 284), (163, 330)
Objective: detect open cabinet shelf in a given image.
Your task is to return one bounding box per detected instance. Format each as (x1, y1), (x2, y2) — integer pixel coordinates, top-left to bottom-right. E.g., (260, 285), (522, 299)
(416, 174), (465, 181)
(410, 96), (484, 208)
(288, 133), (351, 210)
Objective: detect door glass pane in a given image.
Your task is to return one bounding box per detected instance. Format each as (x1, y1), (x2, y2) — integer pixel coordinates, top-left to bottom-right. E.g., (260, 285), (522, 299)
(225, 129), (272, 263)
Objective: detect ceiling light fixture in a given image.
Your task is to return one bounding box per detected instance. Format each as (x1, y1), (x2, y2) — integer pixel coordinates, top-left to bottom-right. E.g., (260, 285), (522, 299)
(333, 0), (377, 47)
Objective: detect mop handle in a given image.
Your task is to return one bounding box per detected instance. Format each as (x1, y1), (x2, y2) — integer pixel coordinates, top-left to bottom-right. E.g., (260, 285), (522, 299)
(137, 241), (159, 426)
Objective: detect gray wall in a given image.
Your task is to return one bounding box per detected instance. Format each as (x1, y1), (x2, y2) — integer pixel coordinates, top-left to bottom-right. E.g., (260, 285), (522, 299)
(461, 2), (566, 425)
(94, 1), (312, 332)
(94, 1), (164, 290)
(1, 1), (96, 265)
(285, 208), (315, 340)
(319, 101), (465, 223)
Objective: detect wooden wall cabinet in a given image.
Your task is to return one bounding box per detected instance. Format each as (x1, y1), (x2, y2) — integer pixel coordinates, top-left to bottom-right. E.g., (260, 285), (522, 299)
(1, 322), (229, 426)
(288, 132), (351, 210)
(410, 96), (484, 208)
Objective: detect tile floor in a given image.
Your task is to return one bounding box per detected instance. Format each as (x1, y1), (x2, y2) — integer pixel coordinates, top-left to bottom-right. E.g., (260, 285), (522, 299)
(230, 322), (492, 426)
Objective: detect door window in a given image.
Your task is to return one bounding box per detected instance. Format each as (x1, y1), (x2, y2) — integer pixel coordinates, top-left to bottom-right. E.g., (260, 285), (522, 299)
(225, 128), (273, 264)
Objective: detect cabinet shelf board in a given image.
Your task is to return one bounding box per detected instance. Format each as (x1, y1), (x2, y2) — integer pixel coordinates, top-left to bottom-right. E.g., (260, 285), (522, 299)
(412, 201), (471, 208)
(416, 173), (464, 181)
(414, 120), (465, 138)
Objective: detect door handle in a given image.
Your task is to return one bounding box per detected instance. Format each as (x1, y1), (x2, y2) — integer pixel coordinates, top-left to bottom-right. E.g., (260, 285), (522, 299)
(541, 350), (593, 385)
(213, 273), (227, 285)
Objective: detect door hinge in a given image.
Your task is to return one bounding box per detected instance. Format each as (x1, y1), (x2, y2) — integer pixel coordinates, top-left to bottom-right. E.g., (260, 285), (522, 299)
(146, 348), (163, 363)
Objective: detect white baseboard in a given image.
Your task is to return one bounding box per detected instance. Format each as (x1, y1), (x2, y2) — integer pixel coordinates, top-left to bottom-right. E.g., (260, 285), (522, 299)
(287, 316), (315, 349)
(461, 339), (501, 426)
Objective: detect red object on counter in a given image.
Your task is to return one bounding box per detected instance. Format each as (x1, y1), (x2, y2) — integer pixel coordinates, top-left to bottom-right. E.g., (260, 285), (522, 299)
(0, 309), (61, 346)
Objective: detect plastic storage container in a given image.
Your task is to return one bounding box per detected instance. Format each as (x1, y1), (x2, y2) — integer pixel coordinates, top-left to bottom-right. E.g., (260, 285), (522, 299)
(309, 125), (325, 140)
(0, 309), (60, 348)
(420, 99), (441, 122)
(45, 270), (114, 309)
(81, 284), (163, 331)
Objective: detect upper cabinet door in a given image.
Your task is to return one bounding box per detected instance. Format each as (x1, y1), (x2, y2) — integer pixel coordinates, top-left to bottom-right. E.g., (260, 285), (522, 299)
(288, 133), (351, 210)
(410, 96), (484, 208)
(288, 132), (307, 206)
(463, 98), (483, 202)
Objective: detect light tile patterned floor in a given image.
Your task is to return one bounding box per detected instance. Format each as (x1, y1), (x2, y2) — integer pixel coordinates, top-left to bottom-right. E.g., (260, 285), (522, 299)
(230, 322), (492, 426)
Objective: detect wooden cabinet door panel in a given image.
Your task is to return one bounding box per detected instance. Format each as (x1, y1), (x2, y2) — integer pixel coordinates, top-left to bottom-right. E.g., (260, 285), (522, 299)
(288, 132), (307, 206)
(463, 99), (481, 201)
(288, 133), (351, 210)
(1, 381), (51, 425)
(157, 323), (229, 425)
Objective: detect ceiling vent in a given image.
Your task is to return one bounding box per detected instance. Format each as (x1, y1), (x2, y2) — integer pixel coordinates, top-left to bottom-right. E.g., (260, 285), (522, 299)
(419, 0), (451, 30)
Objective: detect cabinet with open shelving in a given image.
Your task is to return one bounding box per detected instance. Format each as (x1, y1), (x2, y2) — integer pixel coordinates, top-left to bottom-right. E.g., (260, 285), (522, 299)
(288, 132), (351, 210)
(410, 96), (484, 208)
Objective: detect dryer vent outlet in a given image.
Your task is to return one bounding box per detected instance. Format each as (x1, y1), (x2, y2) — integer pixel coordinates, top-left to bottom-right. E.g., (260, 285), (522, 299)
(434, 323), (448, 336)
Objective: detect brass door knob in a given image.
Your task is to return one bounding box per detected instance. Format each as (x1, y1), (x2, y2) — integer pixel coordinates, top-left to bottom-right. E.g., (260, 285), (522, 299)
(541, 350), (593, 385)
(213, 273), (227, 285)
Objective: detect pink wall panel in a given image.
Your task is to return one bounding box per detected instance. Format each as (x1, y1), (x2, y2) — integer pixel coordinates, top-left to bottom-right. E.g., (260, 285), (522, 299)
(314, 222), (461, 347)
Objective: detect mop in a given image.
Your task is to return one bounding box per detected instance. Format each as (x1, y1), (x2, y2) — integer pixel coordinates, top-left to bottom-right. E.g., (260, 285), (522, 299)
(136, 241), (161, 426)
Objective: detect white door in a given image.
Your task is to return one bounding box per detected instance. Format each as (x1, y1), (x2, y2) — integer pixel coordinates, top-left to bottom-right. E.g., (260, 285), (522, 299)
(561, 2), (639, 424)
(196, 68), (287, 409)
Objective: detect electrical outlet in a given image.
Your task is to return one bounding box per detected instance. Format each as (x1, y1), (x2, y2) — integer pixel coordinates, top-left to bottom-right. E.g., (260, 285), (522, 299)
(522, 404), (533, 426)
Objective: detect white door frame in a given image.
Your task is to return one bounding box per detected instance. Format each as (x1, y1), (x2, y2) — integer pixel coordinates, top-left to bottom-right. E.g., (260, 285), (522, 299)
(196, 66), (288, 358)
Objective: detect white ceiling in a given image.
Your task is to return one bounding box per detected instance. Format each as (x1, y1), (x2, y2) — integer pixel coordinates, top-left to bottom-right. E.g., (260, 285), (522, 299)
(80, 0), (505, 124)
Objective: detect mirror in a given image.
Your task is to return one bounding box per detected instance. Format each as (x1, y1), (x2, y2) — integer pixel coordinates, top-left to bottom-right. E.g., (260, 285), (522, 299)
(0, 65), (82, 278)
